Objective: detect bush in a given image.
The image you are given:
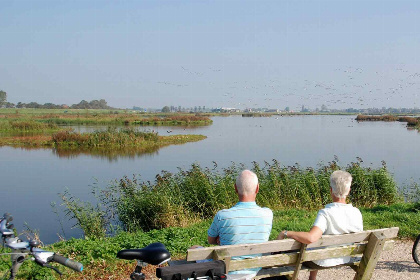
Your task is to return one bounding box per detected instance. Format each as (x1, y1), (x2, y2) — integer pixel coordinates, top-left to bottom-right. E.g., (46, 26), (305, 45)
(60, 190), (107, 239)
(84, 159), (403, 233)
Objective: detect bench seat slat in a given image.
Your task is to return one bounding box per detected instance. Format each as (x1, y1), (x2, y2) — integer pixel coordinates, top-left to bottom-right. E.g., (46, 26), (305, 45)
(186, 228), (398, 261)
(222, 240), (394, 271)
(254, 261), (362, 279)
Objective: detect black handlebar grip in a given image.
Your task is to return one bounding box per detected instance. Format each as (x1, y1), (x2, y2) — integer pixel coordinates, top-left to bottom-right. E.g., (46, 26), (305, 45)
(52, 254), (83, 272)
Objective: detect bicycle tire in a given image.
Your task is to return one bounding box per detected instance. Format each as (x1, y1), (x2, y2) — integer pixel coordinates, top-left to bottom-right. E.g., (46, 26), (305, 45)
(412, 234), (420, 266)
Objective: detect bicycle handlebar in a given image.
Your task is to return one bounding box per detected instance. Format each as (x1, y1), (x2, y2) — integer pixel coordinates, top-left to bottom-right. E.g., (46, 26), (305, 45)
(52, 254), (84, 272)
(0, 217), (14, 237)
(1, 213), (83, 277)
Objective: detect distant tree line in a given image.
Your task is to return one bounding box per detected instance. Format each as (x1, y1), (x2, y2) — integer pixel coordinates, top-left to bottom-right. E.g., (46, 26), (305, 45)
(18, 99), (112, 109)
(1, 98), (113, 111)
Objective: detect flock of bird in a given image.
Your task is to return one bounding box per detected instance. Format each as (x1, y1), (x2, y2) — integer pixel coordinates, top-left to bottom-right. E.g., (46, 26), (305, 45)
(155, 65), (420, 111)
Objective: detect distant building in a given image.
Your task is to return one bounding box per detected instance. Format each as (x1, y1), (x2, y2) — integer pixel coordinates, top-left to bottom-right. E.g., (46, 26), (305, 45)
(213, 107), (241, 113)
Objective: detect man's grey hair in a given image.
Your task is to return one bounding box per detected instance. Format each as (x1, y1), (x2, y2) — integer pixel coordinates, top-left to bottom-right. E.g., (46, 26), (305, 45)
(330, 170), (352, 198)
(236, 170), (258, 195)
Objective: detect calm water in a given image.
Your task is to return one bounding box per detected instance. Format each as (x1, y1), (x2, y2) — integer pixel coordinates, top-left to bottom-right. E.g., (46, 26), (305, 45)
(1, 115), (419, 243)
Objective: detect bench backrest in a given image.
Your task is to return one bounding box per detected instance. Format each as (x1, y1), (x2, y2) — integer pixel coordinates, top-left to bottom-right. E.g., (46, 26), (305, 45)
(186, 227), (399, 280)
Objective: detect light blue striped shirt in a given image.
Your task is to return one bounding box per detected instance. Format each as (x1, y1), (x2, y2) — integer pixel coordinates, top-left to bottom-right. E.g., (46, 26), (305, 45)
(208, 202), (273, 274)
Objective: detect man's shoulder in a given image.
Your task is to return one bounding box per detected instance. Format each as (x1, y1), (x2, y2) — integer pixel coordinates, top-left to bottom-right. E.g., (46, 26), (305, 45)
(216, 204), (273, 218)
(259, 206), (273, 216)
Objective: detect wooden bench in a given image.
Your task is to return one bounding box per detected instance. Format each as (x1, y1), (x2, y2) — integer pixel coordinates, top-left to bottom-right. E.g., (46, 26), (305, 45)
(185, 227), (399, 280)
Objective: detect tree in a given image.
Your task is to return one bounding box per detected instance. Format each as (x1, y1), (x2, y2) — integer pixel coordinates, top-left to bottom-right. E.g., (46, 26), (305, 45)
(4, 102), (15, 108)
(28, 102), (42, 108)
(71, 100), (90, 109)
(0, 90), (6, 107)
(162, 106), (170, 113)
(285, 106), (290, 112)
(98, 99), (108, 109)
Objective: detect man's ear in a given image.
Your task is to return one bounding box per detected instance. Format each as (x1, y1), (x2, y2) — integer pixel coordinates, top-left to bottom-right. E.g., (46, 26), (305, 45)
(234, 184), (238, 194)
(255, 184), (260, 194)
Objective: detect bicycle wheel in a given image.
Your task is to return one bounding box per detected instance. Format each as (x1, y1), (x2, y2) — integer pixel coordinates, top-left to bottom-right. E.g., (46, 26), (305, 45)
(413, 234), (420, 266)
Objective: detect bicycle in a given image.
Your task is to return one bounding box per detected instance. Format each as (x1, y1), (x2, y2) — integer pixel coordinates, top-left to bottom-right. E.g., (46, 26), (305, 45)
(412, 234), (420, 266)
(117, 243), (226, 280)
(0, 213), (83, 280)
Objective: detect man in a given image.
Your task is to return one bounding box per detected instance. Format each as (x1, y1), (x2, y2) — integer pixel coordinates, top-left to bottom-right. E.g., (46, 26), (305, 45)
(207, 169), (273, 277)
(277, 170), (363, 280)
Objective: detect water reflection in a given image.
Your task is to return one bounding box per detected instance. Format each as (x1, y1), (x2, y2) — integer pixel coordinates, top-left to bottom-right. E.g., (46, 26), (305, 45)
(4, 142), (162, 161)
(53, 146), (160, 161)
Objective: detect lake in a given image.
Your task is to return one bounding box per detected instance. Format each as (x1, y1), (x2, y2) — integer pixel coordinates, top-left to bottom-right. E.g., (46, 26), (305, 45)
(1, 115), (419, 243)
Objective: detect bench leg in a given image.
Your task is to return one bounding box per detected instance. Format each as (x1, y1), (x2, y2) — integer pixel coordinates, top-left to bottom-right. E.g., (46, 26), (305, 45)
(353, 232), (386, 280)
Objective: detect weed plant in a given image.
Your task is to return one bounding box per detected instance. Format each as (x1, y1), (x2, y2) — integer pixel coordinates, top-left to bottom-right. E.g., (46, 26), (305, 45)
(60, 189), (107, 239)
(62, 159), (402, 237)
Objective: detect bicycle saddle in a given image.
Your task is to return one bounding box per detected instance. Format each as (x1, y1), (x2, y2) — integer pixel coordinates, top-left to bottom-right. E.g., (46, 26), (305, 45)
(117, 242), (171, 265)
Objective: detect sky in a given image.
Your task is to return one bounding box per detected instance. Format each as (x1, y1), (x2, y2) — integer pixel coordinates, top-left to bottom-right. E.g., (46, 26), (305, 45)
(1, 0), (419, 110)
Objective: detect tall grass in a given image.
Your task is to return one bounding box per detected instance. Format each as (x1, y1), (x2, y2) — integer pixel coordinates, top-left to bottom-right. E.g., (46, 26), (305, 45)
(0, 120), (58, 131)
(63, 159), (402, 237)
(52, 127), (159, 148)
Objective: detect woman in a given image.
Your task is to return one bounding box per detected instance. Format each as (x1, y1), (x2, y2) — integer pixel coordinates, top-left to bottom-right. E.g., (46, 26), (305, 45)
(277, 170), (363, 280)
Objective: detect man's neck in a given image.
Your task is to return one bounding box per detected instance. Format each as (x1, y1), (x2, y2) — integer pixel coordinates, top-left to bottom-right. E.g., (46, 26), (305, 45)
(332, 197), (347, 204)
(238, 195), (256, 202)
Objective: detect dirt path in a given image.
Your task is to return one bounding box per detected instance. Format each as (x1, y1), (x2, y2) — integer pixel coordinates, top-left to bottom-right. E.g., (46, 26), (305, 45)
(298, 240), (420, 279)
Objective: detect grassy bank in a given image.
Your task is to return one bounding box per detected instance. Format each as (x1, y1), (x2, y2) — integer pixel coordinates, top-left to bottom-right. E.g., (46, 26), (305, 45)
(1, 202), (418, 280)
(0, 110), (213, 127)
(0, 128), (206, 154)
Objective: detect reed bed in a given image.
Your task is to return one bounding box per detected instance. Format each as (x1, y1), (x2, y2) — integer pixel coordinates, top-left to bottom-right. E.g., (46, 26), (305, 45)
(52, 127), (159, 148)
(0, 111), (213, 126)
(36, 114), (212, 126)
(0, 120), (58, 131)
(0, 127), (206, 154)
(51, 128), (206, 149)
(356, 114), (420, 127)
(77, 160), (402, 234)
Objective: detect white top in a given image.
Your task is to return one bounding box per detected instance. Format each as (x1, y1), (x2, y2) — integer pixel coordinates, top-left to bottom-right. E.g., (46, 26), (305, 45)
(312, 202), (363, 267)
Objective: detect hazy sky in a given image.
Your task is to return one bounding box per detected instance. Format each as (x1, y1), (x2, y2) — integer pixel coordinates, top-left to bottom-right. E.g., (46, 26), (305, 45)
(1, 0), (419, 110)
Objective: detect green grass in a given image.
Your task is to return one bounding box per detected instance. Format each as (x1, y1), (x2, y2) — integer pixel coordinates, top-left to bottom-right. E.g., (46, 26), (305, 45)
(362, 202), (420, 239)
(1, 203), (417, 280)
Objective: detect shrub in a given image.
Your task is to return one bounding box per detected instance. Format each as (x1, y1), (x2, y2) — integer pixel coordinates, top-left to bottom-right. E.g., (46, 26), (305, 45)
(85, 159), (403, 233)
(60, 190), (107, 239)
